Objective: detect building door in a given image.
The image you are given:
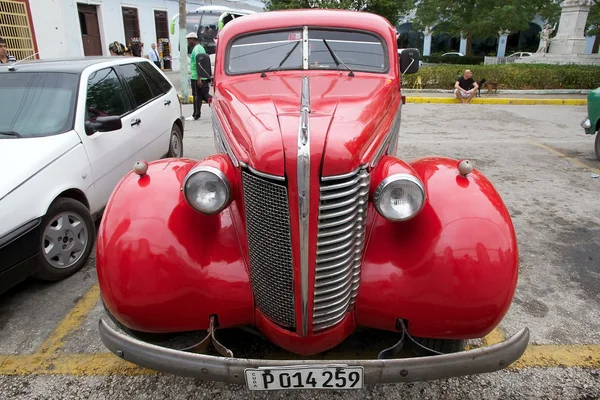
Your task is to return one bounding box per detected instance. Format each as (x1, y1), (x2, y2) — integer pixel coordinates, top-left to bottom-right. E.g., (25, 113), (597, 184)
(77, 3), (102, 56)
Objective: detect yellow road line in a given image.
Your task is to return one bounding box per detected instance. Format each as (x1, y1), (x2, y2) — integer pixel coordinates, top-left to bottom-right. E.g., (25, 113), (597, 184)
(529, 141), (600, 175)
(36, 284), (101, 356)
(482, 328), (505, 346)
(511, 344), (600, 369)
(405, 97), (586, 106)
(0, 343), (599, 376)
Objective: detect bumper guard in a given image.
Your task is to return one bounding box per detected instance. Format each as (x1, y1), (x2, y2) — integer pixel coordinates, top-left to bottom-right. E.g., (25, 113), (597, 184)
(99, 319), (529, 384)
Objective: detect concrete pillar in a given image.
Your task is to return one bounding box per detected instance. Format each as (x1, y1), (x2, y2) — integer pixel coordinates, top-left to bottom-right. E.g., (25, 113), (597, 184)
(459, 37), (467, 54)
(497, 31), (509, 57)
(423, 29), (432, 56)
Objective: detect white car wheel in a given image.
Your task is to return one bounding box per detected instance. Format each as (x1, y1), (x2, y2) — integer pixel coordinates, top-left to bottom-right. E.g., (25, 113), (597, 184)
(34, 198), (95, 281)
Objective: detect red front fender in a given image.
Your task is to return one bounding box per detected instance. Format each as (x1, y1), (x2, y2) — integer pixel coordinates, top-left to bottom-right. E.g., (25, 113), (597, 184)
(357, 156), (519, 339)
(97, 159), (254, 333)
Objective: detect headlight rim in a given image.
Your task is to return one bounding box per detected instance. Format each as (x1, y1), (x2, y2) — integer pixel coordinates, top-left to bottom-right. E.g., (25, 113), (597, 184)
(374, 173), (426, 222)
(182, 165), (232, 215)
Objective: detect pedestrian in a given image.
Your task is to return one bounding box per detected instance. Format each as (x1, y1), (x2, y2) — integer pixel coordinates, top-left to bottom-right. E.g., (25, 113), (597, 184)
(454, 69), (479, 104)
(186, 32), (211, 121)
(148, 43), (161, 69)
(0, 37), (17, 64)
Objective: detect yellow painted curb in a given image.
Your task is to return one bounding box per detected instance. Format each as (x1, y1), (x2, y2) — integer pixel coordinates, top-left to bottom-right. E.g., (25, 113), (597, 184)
(178, 95), (201, 104)
(178, 94), (585, 106)
(405, 97), (587, 106)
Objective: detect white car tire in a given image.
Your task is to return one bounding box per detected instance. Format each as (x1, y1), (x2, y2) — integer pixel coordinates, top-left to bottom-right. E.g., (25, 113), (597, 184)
(167, 124), (184, 158)
(34, 198), (95, 281)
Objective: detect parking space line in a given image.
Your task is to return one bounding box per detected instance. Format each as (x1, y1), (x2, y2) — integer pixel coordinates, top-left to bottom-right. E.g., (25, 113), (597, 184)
(511, 344), (600, 369)
(482, 328), (505, 346)
(529, 140), (600, 175)
(1, 342), (599, 376)
(36, 284), (100, 356)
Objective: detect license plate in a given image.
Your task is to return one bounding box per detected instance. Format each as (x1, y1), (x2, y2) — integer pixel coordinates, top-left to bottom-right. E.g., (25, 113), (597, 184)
(244, 365), (363, 391)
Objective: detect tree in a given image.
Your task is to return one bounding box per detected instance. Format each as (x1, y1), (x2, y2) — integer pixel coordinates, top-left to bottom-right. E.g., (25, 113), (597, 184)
(413, 0), (554, 55)
(263, 0), (415, 27)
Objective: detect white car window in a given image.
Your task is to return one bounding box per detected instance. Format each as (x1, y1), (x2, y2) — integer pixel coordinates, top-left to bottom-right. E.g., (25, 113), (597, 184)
(0, 72), (78, 137)
(86, 67), (130, 121)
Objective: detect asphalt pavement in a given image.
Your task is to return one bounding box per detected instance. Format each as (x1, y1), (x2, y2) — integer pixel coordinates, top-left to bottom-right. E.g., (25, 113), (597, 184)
(1, 100), (599, 399)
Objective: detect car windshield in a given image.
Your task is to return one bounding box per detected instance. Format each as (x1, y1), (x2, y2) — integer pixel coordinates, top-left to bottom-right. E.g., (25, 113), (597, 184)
(0, 72), (78, 138)
(227, 28), (387, 75)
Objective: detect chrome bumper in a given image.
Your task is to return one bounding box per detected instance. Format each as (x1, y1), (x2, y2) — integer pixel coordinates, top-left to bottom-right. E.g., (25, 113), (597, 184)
(99, 319), (530, 384)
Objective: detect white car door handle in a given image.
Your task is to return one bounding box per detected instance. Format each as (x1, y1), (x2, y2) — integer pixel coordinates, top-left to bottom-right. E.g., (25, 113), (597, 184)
(130, 118), (141, 127)
(164, 100), (171, 106)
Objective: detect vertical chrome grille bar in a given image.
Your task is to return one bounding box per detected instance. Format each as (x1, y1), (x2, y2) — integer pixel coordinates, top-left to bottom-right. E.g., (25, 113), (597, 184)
(313, 167), (370, 332)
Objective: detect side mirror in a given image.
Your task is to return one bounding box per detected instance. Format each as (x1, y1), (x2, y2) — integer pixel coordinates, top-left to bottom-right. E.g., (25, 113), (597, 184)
(398, 48), (420, 75)
(85, 116), (122, 135)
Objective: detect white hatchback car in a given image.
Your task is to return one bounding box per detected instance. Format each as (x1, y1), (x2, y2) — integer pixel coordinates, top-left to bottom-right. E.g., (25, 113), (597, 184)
(0, 57), (184, 294)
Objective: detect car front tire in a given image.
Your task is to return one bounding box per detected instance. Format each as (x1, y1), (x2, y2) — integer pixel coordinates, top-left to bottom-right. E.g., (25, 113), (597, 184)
(33, 198), (95, 281)
(167, 124), (184, 158)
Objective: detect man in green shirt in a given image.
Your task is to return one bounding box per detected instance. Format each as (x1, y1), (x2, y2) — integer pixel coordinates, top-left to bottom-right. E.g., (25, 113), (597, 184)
(186, 32), (210, 120)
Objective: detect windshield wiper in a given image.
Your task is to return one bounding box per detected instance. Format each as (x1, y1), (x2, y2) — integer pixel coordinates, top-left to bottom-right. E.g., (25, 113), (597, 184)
(322, 39), (354, 77)
(0, 131), (22, 138)
(260, 41), (301, 78)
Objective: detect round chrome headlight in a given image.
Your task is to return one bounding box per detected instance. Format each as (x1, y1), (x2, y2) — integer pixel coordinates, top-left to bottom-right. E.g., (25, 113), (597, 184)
(183, 166), (232, 214)
(374, 174), (426, 221)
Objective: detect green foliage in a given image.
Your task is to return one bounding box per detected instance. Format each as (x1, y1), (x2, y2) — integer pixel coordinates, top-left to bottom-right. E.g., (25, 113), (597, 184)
(413, 0), (545, 38)
(402, 64), (600, 90)
(263, 0), (414, 26)
(422, 55), (485, 65)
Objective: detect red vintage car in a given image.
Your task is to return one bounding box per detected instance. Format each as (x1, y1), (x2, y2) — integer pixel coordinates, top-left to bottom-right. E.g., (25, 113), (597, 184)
(97, 9), (529, 390)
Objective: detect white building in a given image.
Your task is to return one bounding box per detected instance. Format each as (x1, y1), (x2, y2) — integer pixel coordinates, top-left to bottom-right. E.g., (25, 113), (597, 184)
(0, 0), (263, 70)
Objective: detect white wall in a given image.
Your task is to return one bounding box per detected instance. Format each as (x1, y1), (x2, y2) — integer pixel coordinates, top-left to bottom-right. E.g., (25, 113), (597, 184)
(27, 0), (263, 68)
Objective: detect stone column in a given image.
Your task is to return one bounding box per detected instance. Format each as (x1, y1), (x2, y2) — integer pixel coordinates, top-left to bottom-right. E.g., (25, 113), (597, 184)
(549, 0), (594, 54)
(497, 30), (510, 57)
(459, 36), (467, 54)
(423, 28), (432, 56)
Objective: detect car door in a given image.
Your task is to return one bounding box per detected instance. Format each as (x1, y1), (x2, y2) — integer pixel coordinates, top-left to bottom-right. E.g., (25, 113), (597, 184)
(77, 66), (136, 207)
(117, 62), (170, 161)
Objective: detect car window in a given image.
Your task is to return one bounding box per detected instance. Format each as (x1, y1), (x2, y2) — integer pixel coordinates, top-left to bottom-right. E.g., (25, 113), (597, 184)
(308, 29), (386, 73)
(119, 63), (155, 107)
(137, 62), (171, 96)
(0, 72), (78, 137)
(228, 30), (303, 74)
(227, 28), (386, 75)
(86, 68), (130, 122)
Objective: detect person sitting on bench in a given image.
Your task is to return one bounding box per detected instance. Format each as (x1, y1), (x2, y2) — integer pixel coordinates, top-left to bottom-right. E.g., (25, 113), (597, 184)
(454, 69), (479, 104)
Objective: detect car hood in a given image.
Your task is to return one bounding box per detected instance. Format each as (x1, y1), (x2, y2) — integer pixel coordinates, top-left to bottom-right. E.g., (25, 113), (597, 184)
(0, 131), (81, 201)
(217, 73), (399, 177)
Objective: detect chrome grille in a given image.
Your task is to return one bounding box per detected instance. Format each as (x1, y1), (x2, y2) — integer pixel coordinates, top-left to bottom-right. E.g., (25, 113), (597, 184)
(313, 168), (370, 331)
(241, 171), (296, 328)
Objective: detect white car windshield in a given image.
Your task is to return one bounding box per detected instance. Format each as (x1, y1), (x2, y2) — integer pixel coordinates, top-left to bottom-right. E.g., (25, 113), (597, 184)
(0, 72), (78, 138)
(227, 28), (387, 75)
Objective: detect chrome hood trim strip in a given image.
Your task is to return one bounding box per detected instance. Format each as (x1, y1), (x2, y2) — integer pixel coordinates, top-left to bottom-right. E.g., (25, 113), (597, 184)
(298, 75), (310, 336)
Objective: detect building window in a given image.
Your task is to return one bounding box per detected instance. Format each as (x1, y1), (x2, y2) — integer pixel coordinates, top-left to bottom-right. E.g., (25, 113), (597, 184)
(122, 6), (140, 46)
(0, 0), (37, 60)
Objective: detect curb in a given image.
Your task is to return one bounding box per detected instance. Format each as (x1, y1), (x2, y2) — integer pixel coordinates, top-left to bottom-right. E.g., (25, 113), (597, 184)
(402, 89), (592, 95)
(405, 97), (587, 106)
(178, 95), (205, 103)
(178, 94), (586, 106)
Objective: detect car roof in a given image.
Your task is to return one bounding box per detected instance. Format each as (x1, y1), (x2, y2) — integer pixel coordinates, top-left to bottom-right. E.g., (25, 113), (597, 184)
(218, 9), (395, 46)
(0, 56), (149, 74)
